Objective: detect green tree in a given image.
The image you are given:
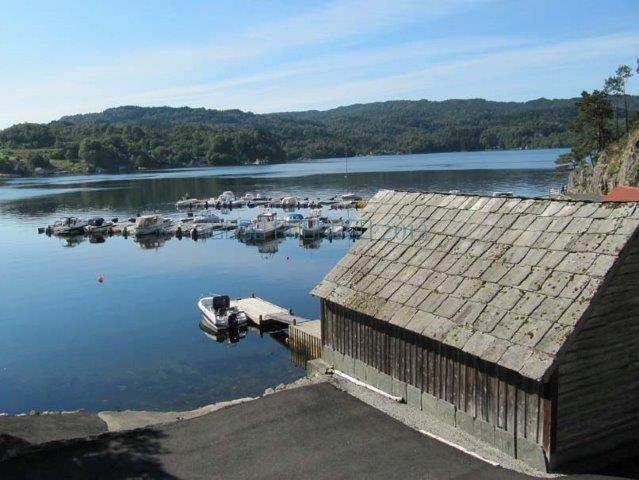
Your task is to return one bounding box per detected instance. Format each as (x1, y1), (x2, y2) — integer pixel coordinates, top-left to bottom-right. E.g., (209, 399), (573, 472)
(604, 75), (622, 137)
(26, 152), (51, 170)
(616, 64), (633, 132)
(557, 90), (613, 168)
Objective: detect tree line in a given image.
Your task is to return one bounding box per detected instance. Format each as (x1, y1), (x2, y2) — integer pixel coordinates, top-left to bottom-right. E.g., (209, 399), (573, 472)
(557, 59), (639, 169)
(1, 96), (638, 176)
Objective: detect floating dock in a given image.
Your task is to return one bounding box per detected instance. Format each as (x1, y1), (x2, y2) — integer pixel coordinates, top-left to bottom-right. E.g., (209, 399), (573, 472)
(231, 296), (313, 326)
(230, 295), (322, 365)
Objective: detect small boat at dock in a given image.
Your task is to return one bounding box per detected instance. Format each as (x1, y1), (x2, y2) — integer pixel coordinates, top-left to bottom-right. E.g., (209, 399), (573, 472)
(50, 217), (88, 235)
(217, 191), (236, 205)
(198, 295), (248, 331)
(176, 196), (200, 209)
(192, 211), (221, 224)
(285, 212), (304, 224)
(281, 196), (299, 208)
(301, 212), (323, 238)
(341, 193), (362, 201)
(84, 217), (114, 234)
(190, 223), (215, 238)
(128, 215), (172, 236)
(240, 211), (282, 240)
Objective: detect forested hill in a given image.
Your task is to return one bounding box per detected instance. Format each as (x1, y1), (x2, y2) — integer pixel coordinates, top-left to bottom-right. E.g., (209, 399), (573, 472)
(2, 97), (638, 175)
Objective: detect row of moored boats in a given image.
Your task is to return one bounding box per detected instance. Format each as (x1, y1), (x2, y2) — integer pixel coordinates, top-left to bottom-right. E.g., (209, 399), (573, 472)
(176, 191), (364, 210)
(43, 208), (360, 242)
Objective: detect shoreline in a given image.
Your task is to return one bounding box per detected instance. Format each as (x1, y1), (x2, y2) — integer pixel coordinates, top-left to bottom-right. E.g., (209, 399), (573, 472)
(0, 376), (320, 462)
(1, 147), (569, 180)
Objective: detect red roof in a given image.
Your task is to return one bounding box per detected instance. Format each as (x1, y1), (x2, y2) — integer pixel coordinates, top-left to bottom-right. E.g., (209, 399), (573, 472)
(602, 186), (639, 202)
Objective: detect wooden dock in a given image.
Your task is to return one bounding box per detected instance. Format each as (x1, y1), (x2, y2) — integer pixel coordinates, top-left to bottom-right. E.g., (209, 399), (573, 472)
(231, 296), (313, 326)
(231, 295), (321, 366)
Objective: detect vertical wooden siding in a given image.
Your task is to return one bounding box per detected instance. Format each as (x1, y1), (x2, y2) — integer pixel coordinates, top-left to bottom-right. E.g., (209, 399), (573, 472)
(322, 299), (553, 449)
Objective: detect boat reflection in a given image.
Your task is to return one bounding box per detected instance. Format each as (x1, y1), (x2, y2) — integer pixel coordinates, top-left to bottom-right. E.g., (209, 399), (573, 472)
(237, 237), (285, 257)
(134, 233), (171, 249)
(60, 235), (85, 247)
(298, 237), (322, 249)
(199, 321), (248, 344)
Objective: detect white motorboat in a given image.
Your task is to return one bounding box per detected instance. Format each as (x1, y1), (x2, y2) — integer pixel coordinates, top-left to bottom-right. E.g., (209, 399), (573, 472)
(176, 197), (200, 209)
(217, 191), (235, 204)
(341, 193), (362, 201)
(129, 215), (172, 236)
(241, 211), (281, 240)
(242, 193), (254, 202)
(84, 217), (114, 234)
(281, 196), (299, 208)
(198, 295), (248, 331)
(192, 211), (221, 224)
(301, 212), (323, 238)
(51, 217), (88, 235)
(190, 223), (214, 238)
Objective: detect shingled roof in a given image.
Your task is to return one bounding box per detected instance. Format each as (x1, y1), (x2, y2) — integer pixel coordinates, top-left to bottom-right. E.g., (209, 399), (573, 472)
(312, 190), (639, 381)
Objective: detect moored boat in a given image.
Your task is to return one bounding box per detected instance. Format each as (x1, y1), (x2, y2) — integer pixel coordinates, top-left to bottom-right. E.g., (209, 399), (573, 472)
(217, 191), (236, 205)
(192, 211), (221, 224)
(285, 212), (304, 224)
(301, 212), (322, 238)
(341, 193), (362, 201)
(240, 211), (282, 240)
(84, 217), (114, 234)
(50, 217), (88, 235)
(176, 197), (200, 209)
(128, 215), (172, 236)
(190, 223), (215, 238)
(281, 196), (299, 208)
(198, 295), (248, 331)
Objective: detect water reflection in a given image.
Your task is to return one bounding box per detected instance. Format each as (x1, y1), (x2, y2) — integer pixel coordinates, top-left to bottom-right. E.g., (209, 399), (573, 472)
(134, 234), (172, 249)
(60, 235), (85, 248)
(199, 322), (248, 345)
(0, 163), (568, 219)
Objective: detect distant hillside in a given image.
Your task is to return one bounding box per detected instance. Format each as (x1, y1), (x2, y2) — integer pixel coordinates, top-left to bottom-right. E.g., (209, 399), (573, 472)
(2, 97), (638, 176)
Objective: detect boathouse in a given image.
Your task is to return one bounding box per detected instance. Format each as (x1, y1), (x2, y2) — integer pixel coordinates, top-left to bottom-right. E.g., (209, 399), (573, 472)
(312, 190), (639, 472)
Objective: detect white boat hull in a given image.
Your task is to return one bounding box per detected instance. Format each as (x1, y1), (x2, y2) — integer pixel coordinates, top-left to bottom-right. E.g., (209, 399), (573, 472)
(198, 298), (248, 331)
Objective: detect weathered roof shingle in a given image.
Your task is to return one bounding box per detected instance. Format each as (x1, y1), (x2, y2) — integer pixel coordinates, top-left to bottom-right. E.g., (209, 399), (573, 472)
(312, 190), (639, 381)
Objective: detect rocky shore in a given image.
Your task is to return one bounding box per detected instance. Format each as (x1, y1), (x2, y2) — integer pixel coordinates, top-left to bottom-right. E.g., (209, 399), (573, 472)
(568, 128), (639, 195)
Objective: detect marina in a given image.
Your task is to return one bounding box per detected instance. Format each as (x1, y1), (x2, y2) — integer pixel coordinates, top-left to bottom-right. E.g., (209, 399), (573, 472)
(0, 148), (568, 415)
(39, 191), (368, 249)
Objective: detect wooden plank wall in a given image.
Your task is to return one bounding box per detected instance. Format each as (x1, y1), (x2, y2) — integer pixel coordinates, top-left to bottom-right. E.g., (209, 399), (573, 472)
(289, 324), (322, 367)
(322, 299), (552, 449)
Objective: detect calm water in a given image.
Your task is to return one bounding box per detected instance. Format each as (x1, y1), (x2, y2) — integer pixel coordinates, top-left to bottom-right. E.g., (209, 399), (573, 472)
(0, 149), (568, 414)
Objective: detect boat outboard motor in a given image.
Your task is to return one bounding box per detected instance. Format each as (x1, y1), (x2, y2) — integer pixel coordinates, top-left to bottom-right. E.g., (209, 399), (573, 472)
(212, 295), (231, 313)
(228, 312), (238, 327)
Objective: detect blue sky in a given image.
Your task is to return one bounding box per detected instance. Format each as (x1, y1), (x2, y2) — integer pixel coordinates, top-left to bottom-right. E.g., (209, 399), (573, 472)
(0, 0), (637, 127)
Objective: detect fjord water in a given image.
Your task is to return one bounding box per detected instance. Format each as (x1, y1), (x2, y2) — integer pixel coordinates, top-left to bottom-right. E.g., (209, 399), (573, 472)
(0, 150), (567, 414)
